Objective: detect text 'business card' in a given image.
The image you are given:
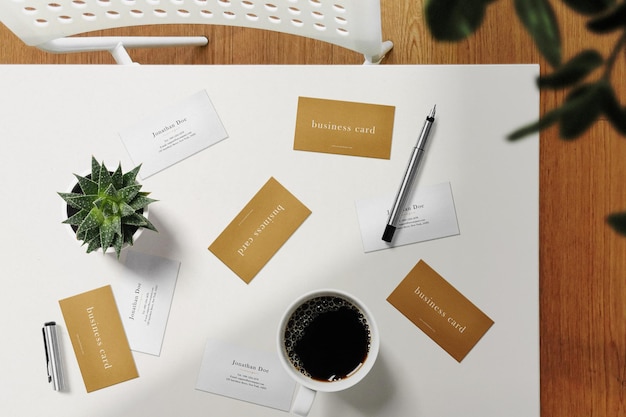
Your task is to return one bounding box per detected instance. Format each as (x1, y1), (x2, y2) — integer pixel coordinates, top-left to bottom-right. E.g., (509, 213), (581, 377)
(209, 177), (311, 283)
(387, 260), (494, 362)
(59, 285), (138, 392)
(294, 96), (395, 159)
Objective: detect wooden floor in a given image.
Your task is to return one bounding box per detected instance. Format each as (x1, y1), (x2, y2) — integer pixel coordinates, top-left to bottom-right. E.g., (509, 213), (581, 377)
(2, 1), (626, 416)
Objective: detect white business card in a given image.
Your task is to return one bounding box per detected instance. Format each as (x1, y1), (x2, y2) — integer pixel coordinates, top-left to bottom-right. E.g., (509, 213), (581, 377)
(112, 250), (180, 356)
(355, 182), (460, 252)
(196, 338), (296, 411)
(119, 89), (228, 178)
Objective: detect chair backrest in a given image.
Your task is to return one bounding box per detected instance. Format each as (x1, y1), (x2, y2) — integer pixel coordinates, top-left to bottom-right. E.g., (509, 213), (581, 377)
(0, 0), (386, 58)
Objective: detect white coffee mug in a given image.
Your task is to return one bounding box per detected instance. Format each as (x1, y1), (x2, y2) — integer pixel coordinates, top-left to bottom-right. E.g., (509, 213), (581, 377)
(276, 289), (380, 416)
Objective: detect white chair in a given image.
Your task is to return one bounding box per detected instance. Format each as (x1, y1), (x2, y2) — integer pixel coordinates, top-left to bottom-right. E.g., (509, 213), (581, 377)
(0, 0), (393, 65)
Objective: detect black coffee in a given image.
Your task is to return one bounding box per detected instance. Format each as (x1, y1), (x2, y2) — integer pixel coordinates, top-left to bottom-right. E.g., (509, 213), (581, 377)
(283, 296), (370, 382)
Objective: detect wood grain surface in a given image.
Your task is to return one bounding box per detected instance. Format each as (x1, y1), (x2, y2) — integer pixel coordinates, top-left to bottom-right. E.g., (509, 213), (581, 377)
(1, 1), (625, 415)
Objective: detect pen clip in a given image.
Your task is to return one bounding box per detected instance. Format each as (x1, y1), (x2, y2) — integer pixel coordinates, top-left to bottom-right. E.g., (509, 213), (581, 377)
(42, 327), (52, 383)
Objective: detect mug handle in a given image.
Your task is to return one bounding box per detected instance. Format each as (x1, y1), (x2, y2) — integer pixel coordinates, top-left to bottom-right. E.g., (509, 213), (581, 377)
(291, 385), (317, 416)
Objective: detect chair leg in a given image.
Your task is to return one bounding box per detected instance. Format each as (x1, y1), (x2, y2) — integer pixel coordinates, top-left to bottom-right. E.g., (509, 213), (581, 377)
(363, 40), (394, 65)
(38, 36), (209, 64)
(110, 42), (136, 65)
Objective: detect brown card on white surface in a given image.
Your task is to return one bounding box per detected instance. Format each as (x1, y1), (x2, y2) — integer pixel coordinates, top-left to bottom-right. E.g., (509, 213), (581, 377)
(59, 285), (139, 392)
(208, 177), (311, 284)
(387, 260), (494, 362)
(294, 97), (395, 159)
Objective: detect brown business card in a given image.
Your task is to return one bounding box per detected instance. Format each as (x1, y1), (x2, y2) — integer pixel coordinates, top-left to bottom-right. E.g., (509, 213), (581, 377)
(209, 177), (311, 283)
(59, 285), (139, 392)
(294, 97), (395, 159)
(387, 260), (494, 362)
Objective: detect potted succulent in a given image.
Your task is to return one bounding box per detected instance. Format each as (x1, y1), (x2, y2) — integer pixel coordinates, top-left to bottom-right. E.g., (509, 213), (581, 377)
(58, 157), (157, 258)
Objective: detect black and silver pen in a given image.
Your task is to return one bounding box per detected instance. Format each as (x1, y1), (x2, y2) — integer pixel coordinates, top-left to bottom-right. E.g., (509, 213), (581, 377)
(382, 105), (436, 242)
(42, 321), (64, 391)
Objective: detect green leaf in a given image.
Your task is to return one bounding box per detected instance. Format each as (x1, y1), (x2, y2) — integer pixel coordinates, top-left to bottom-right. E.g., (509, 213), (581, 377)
(538, 49), (603, 88)
(587, 3), (626, 34)
(118, 184), (142, 203)
(562, 0), (615, 15)
(111, 164), (124, 190)
(124, 213), (157, 232)
(128, 194), (157, 211)
(599, 83), (626, 135)
(99, 220), (117, 252)
(76, 207), (102, 235)
(122, 164), (142, 187)
(90, 156), (101, 183)
(607, 211), (626, 236)
(514, 0), (562, 67)
(142, 217), (157, 232)
(86, 236), (102, 253)
(559, 83), (605, 139)
(63, 209), (89, 226)
(511, 81), (615, 141)
(74, 174), (98, 195)
(59, 193), (96, 211)
(112, 234), (124, 258)
(102, 183), (117, 198)
(425, 0), (496, 41)
(119, 202), (137, 218)
(78, 227), (99, 244)
(507, 106), (564, 140)
(98, 161), (112, 192)
(111, 216), (122, 237)
(124, 212), (149, 227)
(122, 226), (136, 244)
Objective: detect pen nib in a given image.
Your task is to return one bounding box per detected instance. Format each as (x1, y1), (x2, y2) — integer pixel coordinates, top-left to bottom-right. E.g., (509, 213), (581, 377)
(430, 105), (436, 119)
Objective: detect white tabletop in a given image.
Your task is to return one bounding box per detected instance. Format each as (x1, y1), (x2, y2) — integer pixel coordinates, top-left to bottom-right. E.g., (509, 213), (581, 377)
(0, 64), (539, 417)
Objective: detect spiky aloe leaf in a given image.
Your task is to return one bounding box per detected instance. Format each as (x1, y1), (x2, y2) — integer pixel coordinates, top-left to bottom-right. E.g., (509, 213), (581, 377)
(74, 174), (98, 195)
(58, 193), (96, 211)
(143, 217), (157, 232)
(112, 234), (124, 258)
(78, 227), (99, 244)
(128, 194), (157, 211)
(90, 157), (101, 183)
(111, 164), (124, 190)
(118, 202), (136, 218)
(122, 164), (141, 187)
(63, 209), (89, 226)
(126, 212), (157, 232)
(98, 163), (113, 192)
(76, 208), (103, 235)
(118, 184), (142, 203)
(123, 212), (148, 227)
(99, 218), (119, 253)
(86, 235), (101, 253)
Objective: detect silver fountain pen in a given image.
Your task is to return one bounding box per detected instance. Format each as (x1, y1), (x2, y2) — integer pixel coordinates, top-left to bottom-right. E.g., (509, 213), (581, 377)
(382, 105), (436, 243)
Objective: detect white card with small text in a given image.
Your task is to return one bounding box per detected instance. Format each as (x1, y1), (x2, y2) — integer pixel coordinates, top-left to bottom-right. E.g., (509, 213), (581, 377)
(355, 182), (460, 252)
(119, 89), (228, 178)
(196, 338), (296, 411)
(112, 250), (180, 356)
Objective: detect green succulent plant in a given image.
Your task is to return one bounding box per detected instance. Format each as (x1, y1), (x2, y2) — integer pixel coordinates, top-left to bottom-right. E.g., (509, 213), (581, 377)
(58, 157), (157, 257)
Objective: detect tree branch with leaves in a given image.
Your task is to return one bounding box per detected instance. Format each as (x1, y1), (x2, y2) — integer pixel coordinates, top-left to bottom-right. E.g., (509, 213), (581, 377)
(425, 0), (626, 234)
